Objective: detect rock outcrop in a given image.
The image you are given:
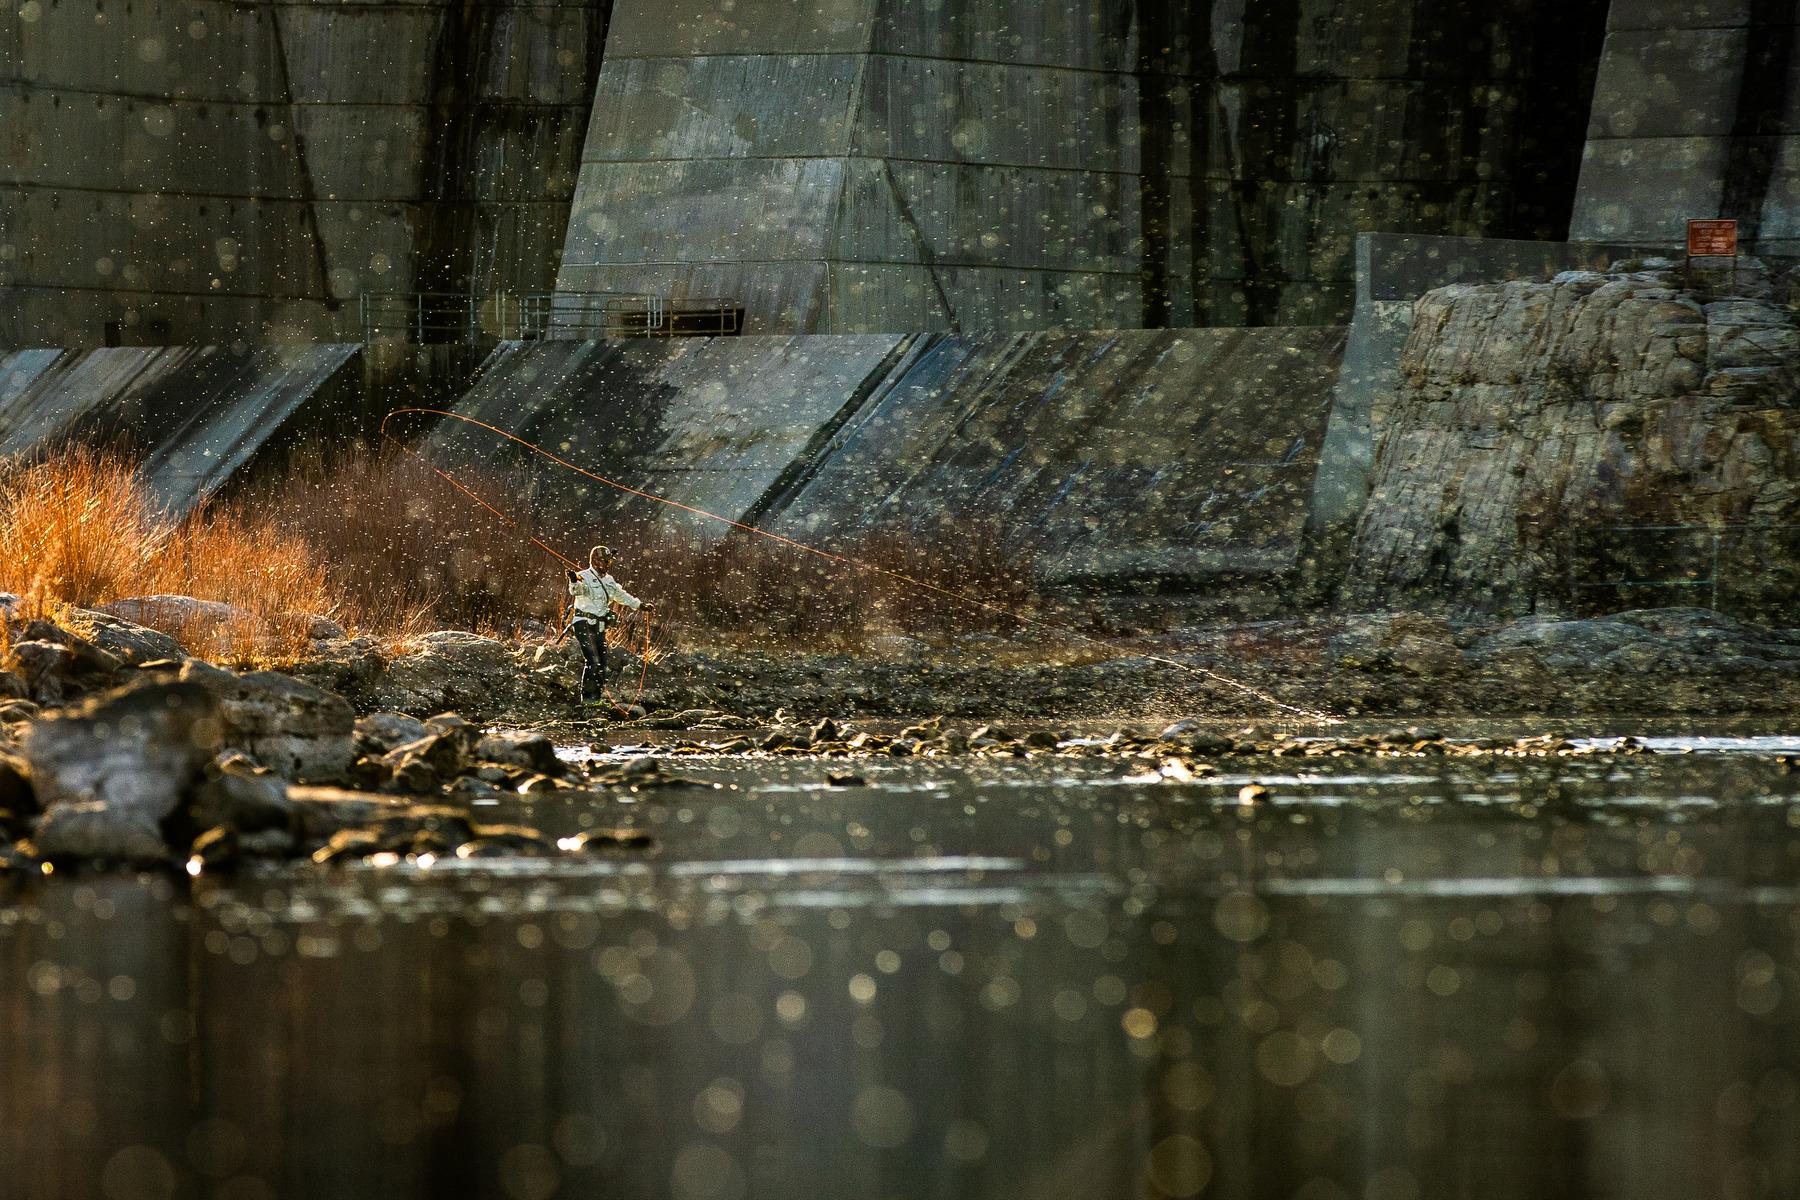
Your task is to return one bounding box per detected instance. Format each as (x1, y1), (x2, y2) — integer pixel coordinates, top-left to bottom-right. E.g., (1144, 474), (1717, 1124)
(21, 680), (222, 862)
(1342, 260), (1800, 616)
(177, 662), (355, 782)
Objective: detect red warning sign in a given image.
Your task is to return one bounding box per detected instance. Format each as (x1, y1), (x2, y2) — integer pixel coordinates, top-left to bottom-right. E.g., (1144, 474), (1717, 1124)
(1687, 219), (1738, 258)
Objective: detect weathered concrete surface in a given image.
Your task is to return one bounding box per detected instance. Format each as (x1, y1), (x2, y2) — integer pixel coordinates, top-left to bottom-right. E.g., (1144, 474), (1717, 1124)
(426, 335), (907, 539)
(1340, 262), (1800, 617)
(1572, 0), (1800, 257)
(560, 0), (1611, 332)
(427, 328), (1344, 588)
(765, 329), (1347, 585)
(0, 0), (609, 347)
(0, 344), (360, 512)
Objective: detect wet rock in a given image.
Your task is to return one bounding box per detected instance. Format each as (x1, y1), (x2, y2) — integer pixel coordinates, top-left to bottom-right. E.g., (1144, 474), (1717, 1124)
(826, 771), (867, 787)
(177, 662), (354, 783)
(617, 755), (660, 779)
(382, 753), (441, 796)
(810, 717), (843, 743)
(22, 680), (221, 838)
(455, 825), (554, 858)
(354, 712), (429, 756)
(1238, 784), (1270, 803)
(382, 728), (467, 787)
(187, 826), (240, 872)
(901, 716), (944, 740)
(30, 801), (167, 864)
(0, 671), (25, 701)
(1022, 730), (1059, 749)
(476, 731), (560, 775)
(559, 827), (654, 852)
(311, 828), (388, 865)
(288, 789), (475, 855)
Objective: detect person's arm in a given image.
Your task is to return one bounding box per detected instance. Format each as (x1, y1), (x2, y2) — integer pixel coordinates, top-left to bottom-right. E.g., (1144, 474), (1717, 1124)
(604, 576), (643, 611)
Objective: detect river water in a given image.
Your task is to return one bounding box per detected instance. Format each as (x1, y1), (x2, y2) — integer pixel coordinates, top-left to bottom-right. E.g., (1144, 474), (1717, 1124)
(3, 732), (1798, 1200)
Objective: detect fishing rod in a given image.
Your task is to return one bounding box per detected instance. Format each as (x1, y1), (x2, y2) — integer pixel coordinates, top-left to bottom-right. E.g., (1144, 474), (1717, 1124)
(379, 407), (1336, 722)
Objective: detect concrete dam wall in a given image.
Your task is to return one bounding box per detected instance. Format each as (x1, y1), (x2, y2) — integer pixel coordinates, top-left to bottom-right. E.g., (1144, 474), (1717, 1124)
(557, 0), (1612, 332)
(427, 327), (1345, 591)
(0, 0), (609, 348)
(0, 344), (361, 511)
(1573, 0), (1800, 259)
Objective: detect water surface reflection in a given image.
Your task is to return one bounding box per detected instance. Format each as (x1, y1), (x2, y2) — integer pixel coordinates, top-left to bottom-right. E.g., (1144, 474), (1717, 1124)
(4, 749), (1798, 1199)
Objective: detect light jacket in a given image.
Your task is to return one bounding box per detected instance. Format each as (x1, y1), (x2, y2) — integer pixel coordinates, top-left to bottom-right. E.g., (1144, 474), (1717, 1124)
(569, 566), (641, 623)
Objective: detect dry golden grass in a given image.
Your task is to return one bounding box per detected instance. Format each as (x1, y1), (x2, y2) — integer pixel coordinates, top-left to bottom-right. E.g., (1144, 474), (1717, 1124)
(0, 448), (337, 663)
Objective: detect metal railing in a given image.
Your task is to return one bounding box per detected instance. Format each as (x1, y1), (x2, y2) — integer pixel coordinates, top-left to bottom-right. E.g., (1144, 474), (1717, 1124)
(518, 293), (742, 339)
(358, 292), (530, 343)
(359, 292), (741, 344)
(1575, 523), (1800, 613)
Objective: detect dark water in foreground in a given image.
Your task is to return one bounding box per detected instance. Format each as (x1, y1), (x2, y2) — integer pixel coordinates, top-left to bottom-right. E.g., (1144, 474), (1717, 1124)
(4, 738), (1799, 1200)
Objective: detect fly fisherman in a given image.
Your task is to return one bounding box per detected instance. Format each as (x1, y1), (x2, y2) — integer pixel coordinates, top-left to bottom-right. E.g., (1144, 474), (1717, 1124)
(564, 545), (654, 708)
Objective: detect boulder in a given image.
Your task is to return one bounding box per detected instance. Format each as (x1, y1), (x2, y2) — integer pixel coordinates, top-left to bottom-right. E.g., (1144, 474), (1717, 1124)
(0, 671), (27, 701)
(475, 730), (562, 775)
(190, 754), (293, 834)
(289, 636), (384, 699)
(177, 662), (355, 782)
(21, 679), (223, 858)
(10, 641), (78, 705)
(290, 613), (347, 641)
(10, 623), (124, 705)
(353, 712), (430, 755)
(30, 801), (167, 864)
(370, 631), (518, 715)
(65, 608), (187, 665)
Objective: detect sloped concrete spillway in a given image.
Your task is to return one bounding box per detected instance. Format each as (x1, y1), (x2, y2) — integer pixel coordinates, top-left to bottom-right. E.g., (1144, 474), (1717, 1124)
(428, 328), (1346, 597)
(0, 344), (361, 513)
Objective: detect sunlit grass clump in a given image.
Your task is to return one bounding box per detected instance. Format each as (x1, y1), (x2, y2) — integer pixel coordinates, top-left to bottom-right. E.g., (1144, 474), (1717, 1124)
(0, 447), (333, 662)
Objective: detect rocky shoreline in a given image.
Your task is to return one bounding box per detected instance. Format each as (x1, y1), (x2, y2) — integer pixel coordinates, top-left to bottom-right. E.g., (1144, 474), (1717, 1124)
(0, 600), (1796, 876)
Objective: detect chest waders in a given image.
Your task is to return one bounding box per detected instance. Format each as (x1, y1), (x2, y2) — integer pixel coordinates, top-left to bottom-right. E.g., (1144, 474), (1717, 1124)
(572, 614), (616, 705)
